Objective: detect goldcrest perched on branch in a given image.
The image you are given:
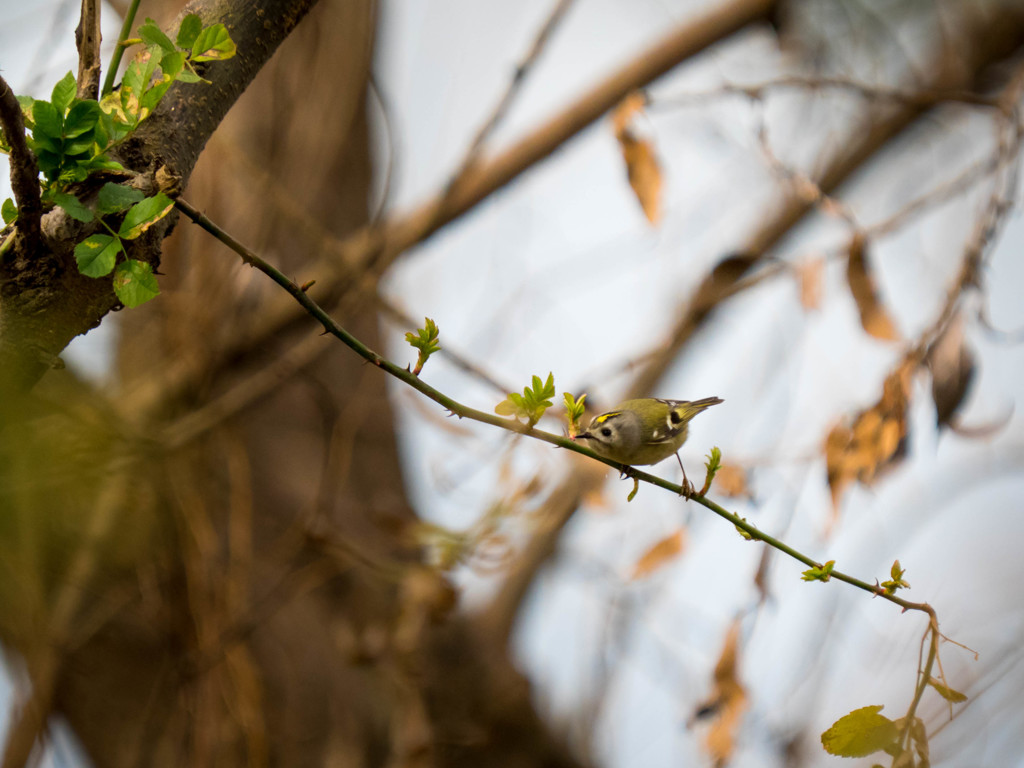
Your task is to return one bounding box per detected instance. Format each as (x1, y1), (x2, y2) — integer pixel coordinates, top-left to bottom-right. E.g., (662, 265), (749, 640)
(575, 397), (723, 491)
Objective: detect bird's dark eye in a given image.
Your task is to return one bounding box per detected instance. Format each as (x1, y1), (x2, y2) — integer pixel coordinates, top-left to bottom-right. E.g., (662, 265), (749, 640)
(670, 411), (682, 424)
(601, 428), (612, 437)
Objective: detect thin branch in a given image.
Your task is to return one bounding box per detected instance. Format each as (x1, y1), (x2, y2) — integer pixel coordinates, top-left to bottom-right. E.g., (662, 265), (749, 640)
(101, 0), (140, 97)
(174, 196), (939, 623)
(75, 0), (103, 100)
(0, 76), (41, 252)
(367, 73), (395, 225)
(649, 74), (1002, 111)
(899, 616), (941, 755)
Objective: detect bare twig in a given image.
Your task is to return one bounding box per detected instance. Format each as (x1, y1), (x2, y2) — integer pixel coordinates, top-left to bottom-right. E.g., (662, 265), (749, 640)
(649, 74), (1002, 111)
(367, 73), (395, 224)
(0, 75), (41, 252)
(75, 0), (103, 100)
(173, 195), (941, 624)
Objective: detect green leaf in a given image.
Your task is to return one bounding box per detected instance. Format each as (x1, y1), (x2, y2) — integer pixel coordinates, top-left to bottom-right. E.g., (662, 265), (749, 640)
(121, 60), (146, 103)
(61, 164), (94, 183)
(563, 392), (585, 418)
(51, 191), (94, 223)
(63, 134), (98, 157)
(564, 392), (586, 434)
(81, 155), (125, 173)
(1, 198), (17, 226)
(191, 23), (237, 62)
(176, 14), (203, 49)
(119, 55), (160, 122)
(51, 71), (77, 113)
(74, 234), (122, 277)
(496, 372), (555, 426)
(16, 95), (35, 126)
(143, 47), (162, 85)
(928, 679), (967, 703)
(118, 193), (174, 239)
(98, 101), (131, 143)
(33, 149), (61, 176)
(801, 560), (836, 582)
(405, 317), (441, 375)
(27, 131), (61, 155)
(534, 373), (555, 401)
(32, 100), (62, 142)
(113, 259), (160, 307)
(494, 394), (524, 417)
(140, 80), (172, 113)
(176, 63), (204, 84)
(159, 50), (186, 81)
(138, 18), (175, 52)
(880, 559), (911, 595)
(705, 445), (722, 474)
(63, 99), (101, 138)
(821, 705), (900, 758)
(97, 183), (144, 215)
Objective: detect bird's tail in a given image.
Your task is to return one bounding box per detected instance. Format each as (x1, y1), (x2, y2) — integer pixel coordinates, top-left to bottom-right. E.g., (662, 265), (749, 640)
(686, 396), (723, 412)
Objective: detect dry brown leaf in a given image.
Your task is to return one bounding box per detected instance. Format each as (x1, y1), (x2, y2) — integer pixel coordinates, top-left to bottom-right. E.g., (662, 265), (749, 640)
(825, 360), (913, 510)
(612, 92), (662, 225)
(926, 312), (975, 428)
(846, 233), (900, 341)
(619, 132), (663, 224)
(797, 256), (824, 310)
(753, 546), (772, 604)
(694, 619), (748, 767)
(630, 529), (686, 579)
(611, 91), (646, 135)
(714, 464), (750, 498)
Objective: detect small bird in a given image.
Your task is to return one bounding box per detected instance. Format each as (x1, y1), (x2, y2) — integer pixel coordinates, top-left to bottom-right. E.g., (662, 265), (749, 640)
(575, 397), (723, 495)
